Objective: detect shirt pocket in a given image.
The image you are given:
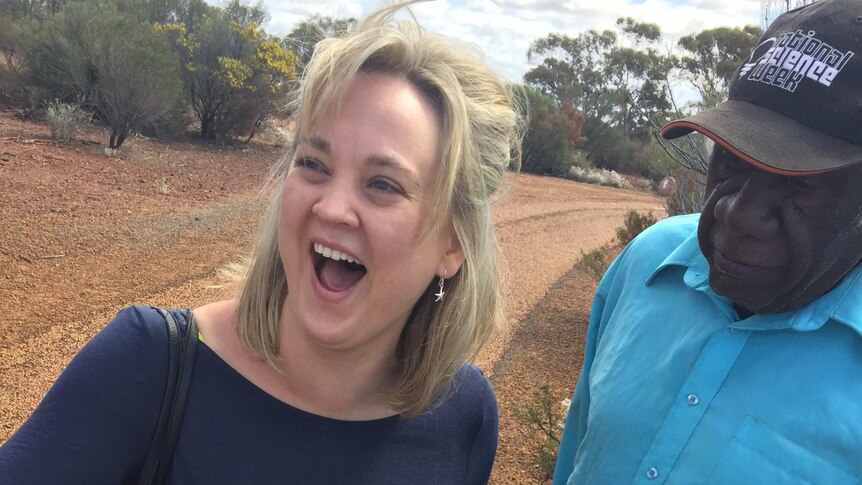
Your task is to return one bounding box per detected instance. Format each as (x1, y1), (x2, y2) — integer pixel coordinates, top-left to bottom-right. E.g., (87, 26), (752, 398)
(706, 416), (857, 485)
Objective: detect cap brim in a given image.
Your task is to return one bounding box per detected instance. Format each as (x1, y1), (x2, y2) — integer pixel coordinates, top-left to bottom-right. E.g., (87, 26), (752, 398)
(661, 100), (862, 175)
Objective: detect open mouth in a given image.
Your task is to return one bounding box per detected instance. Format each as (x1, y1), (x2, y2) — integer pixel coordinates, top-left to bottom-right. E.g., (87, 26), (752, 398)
(312, 243), (367, 292)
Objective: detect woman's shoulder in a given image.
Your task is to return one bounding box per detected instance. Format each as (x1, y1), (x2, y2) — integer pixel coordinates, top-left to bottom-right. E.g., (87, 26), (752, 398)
(68, 305), (188, 391)
(97, 305), (173, 345)
(453, 364), (494, 398)
(431, 364), (497, 421)
(0, 306), (177, 481)
(62, 305), (175, 389)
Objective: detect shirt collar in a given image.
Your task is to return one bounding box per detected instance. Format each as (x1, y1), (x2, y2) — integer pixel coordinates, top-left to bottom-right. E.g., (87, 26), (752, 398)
(645, 224), (862, 338)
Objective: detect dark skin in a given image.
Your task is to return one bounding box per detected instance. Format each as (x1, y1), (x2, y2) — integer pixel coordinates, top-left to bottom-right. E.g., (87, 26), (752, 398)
(697, 146), (862, 316)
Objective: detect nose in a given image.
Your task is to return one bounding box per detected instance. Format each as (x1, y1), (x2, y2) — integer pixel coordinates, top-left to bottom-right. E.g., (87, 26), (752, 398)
(713, 170), (781, 240)
(311, 185), (360, 229)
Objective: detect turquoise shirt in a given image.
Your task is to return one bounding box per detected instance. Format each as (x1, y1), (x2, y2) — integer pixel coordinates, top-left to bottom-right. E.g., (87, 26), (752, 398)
(554, 214), (862, 485)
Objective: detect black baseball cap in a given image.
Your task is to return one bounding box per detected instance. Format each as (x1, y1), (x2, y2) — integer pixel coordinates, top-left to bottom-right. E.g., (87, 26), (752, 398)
(662, 0), (862, 174)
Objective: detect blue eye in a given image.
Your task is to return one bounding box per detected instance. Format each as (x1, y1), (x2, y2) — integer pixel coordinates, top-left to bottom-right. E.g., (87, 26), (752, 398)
(370, 178), (401, 194)
(295, 157), (327, 173)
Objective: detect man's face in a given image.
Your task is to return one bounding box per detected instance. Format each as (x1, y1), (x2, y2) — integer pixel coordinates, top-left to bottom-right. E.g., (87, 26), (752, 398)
(697, 147), (862, 314)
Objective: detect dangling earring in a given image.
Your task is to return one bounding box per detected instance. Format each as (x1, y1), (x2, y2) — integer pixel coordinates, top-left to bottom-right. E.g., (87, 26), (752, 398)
(435, 271), (446, 302)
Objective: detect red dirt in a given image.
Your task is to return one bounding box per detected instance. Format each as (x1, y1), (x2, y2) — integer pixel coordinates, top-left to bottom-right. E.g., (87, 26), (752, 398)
(0, 111), (663, 483)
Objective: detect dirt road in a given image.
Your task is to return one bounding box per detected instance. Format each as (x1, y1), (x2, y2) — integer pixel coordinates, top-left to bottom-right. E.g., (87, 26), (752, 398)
(0, 112), (662, 482)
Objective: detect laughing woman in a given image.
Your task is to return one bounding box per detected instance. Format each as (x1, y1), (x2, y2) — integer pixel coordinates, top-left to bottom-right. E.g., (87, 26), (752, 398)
(0, 3), (522, 484)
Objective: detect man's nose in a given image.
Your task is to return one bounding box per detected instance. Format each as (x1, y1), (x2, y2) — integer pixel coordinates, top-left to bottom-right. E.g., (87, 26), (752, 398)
(311, 184), (360, 229)
(713, 171), (781, 240)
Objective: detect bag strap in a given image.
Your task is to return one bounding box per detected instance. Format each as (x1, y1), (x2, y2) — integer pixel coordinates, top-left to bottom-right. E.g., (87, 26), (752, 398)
(138, 307), (199, 485)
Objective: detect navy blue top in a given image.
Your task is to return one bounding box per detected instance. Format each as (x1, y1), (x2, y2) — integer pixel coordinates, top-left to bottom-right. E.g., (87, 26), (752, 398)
(0, 306), (498, 484)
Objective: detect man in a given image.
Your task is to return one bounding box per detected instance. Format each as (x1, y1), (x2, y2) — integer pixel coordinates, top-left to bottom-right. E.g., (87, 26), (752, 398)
(553, 1), (862, 483)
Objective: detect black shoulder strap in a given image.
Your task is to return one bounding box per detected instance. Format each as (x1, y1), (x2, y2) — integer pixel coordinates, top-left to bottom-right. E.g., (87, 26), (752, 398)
(138, 307), (199, 485)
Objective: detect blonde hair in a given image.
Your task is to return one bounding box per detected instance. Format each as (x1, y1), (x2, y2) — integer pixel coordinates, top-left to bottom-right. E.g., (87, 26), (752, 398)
(234, 1), (522, 418)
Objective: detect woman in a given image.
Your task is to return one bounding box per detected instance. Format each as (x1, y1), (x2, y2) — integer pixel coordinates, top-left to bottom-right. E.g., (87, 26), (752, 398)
(0, 3), (521, 484)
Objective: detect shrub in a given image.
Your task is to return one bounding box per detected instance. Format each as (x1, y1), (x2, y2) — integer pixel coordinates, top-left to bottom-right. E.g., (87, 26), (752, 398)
(568, 166), (632, 189)
(616, 210), (658, 246)
(519, 85), (588, 176)
(45, 100), (91, 141)
(579, 244), (616, 283)
(141, 101), (191, 141)
(514, 386), (567, 480)
(20, 21), (89, 108)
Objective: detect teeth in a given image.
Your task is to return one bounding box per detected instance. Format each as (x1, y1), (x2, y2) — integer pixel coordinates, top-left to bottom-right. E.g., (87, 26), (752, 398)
(314, 243), (363, 266)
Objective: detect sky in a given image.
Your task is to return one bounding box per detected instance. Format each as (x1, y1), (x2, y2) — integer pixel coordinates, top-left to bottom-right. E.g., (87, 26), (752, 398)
(258, 0), (765, 84)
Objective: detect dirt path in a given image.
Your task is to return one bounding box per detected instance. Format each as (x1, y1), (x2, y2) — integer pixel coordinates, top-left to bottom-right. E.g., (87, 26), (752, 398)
(0, 112), (662, 482)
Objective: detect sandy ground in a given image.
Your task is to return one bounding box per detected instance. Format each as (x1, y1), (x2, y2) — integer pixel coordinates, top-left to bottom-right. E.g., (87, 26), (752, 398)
(0, 111), (663, 483)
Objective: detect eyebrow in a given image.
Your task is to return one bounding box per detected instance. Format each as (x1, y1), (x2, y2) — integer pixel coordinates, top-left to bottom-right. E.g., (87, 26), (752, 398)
(367, 154), (422, 190)
(305, 136), (330, 154)
(300, 136), (423, 191)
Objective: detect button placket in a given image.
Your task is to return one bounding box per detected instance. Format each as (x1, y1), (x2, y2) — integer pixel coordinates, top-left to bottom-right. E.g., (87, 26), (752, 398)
(632, 329), (751, 484)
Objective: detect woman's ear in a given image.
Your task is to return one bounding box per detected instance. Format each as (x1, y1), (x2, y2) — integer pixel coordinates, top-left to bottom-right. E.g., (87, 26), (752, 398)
(438, 230), (464, 278)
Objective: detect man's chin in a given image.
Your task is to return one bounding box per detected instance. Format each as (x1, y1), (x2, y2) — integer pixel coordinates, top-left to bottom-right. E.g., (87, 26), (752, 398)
(707, 268), (782, 314)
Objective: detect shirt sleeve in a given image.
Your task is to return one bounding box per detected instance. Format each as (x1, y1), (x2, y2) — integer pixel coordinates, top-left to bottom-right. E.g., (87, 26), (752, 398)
(0, 306), (169, 484)
(552, 245), (629, 485)
(464, 368), (499, 485)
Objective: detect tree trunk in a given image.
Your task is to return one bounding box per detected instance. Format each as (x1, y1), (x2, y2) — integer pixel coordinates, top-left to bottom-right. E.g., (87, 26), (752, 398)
(109, 129), (128, 149)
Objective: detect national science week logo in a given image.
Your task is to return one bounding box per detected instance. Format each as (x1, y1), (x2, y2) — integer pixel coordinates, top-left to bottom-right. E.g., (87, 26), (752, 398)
(739, 29), (855, 92)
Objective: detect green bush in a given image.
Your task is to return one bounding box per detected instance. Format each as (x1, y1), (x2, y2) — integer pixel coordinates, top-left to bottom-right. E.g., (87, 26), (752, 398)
(616, 210), (658, 246)
(519, 85), (588, 176)
(20, 20), (89, 108)
(45, 99), (91, 141)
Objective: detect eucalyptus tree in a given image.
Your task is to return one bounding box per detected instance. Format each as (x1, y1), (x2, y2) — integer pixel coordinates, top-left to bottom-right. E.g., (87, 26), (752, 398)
(677, 25), (764, 110)
(284, 15), (356, 76)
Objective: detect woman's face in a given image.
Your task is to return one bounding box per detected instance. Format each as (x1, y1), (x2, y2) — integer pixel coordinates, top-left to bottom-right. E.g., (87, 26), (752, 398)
(277, 72), (463, 354)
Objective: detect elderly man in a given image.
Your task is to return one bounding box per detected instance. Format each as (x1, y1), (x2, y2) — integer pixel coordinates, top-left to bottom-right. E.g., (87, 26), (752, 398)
(553, 1), (862, 483)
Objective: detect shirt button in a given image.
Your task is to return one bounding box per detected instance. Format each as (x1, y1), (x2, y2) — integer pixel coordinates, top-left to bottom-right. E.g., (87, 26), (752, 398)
(687, 393), (700, 406)
(729, 327), (738, 333)
(646, 467), (659, 480)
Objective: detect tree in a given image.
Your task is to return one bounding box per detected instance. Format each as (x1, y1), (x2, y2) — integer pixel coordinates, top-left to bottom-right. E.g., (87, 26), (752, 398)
(1, 0), (68, 20)
(158, 0), (297, 140)
(83, 13), (184, 149)
(526, 18), (673, 140)
(525, 29), (616, 123)
(677, 25), (763, 109)
(15, 0), (185, 148)
(284, 15), (355, 76)
(525, 18), (674, 171)
(644, 23), (763, 184)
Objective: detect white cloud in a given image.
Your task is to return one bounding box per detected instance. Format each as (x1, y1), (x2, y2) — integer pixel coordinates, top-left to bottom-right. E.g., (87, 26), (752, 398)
(258, 0), (765, 82)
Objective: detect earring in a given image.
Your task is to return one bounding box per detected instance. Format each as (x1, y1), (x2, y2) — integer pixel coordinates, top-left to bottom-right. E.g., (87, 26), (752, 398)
(435, 271), (446, 302)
